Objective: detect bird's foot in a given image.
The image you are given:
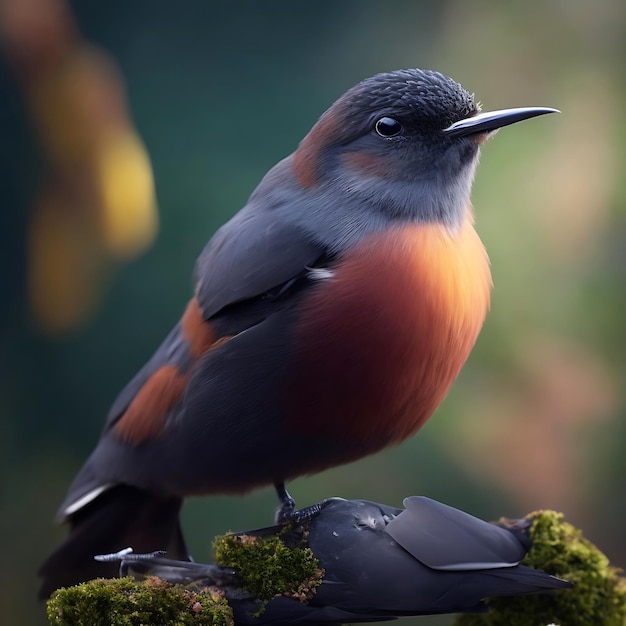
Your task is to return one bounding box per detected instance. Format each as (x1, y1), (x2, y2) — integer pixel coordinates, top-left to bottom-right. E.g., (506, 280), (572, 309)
(288, 498), (344, 524)
(274, 482), (297, 523)
(94, 548), (167, 562)
(274, 482), (344, 524)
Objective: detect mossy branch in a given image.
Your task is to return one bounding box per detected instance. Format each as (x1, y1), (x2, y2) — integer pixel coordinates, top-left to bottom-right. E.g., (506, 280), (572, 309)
(212, 531), (323, 611)
(454, 511), (626, 626)
(46, 509), (626, 626)
(47, 528), (322, 626)
(46, 576), (233, 626)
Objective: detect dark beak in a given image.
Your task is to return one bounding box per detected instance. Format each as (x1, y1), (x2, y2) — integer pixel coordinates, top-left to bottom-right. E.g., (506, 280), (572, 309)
(443, 107), (559, 138)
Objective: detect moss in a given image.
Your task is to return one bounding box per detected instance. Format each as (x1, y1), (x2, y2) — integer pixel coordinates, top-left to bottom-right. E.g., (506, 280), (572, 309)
(454, 510), (626, 626)
(46, 576), (233, 626)
(212, 530), (324, 607)
(46, 527), (323, 624)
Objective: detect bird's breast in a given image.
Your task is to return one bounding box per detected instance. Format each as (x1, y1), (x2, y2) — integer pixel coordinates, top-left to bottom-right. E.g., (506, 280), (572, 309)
(285, 215), (491, 453)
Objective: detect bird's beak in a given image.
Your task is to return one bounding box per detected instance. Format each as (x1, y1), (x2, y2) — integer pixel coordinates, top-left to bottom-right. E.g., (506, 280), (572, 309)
(443, 107), (560, 138)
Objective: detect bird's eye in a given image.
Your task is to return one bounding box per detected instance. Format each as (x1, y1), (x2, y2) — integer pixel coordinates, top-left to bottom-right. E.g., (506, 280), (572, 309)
(375, 117), (402, 137)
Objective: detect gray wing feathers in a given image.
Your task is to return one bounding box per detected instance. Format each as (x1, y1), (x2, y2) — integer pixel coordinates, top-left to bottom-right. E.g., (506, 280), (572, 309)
(385, 496), (526, 570)
(195, 208), (323, 320)
(110, 207), (322, 427)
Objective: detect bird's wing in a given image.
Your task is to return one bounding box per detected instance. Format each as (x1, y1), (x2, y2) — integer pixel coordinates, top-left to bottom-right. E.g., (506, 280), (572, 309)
(384, 496), (526, 570)
(195, 206), (324, 320)
(105, 207), (323, 430)
(60, 205), (324, 517)
(104, 322), (188, 428)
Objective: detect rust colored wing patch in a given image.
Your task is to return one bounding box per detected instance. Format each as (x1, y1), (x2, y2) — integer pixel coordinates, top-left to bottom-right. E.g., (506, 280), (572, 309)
(181, 297), (215, 359)
(114, 365), (188, 445)
(113, 298), (232, 446)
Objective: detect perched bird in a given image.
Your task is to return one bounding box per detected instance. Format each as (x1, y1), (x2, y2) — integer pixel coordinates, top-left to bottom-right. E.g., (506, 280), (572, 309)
(90, 496), (572, 623)
(39, 68), (557, 598)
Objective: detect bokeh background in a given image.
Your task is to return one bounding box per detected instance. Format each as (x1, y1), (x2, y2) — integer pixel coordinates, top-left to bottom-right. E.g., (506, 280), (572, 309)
(1, 1), (625, 624)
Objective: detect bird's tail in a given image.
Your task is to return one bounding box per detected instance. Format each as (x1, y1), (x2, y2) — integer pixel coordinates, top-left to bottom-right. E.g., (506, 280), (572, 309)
(485, 563), (572, 596)
(38, 485), (187, 600)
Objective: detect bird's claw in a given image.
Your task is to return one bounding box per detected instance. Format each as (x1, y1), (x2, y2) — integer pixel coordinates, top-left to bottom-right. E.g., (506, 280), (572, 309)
(278, 497), (345, 525)
(274, 482), (297, 523)
(274, 482), (347, 524)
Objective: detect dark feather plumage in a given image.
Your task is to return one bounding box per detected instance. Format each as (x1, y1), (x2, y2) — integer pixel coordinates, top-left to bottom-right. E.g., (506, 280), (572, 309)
(107, 496), (571, 624)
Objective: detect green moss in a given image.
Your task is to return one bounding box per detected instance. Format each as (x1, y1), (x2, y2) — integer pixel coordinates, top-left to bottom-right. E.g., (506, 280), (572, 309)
(213, 530), (324, 606)
(454, 510), (626, 626)
(46, 576), (233, 626)
(46, 528), (323, 624)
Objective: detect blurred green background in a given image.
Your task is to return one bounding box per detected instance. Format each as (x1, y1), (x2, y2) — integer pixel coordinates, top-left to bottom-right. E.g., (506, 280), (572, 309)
(1, 1), (625, 624)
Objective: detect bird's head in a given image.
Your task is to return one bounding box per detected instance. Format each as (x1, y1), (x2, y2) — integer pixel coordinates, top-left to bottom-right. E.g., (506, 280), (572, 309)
(291, 69), (557, 233)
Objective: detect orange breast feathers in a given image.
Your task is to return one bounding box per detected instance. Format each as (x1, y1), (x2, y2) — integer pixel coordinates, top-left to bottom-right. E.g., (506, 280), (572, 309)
(287, 214), (492, 449)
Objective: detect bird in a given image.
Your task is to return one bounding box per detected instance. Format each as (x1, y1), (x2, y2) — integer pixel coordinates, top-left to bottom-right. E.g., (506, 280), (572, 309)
(88, 496), (572, 623)
(39, 68), (557, 598)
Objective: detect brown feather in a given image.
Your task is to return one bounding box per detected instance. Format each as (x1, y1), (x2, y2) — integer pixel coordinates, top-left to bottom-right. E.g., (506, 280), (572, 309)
(292, 108), (342, 188)
(114, 365), (188, 444)
(181, 296), (214, 359)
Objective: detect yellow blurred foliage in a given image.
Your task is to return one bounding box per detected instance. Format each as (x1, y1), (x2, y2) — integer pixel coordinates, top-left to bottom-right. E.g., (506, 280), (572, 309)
(28, 190), (101, 334)
(95, 130), (158, 258)
(30, 47), (124, 162)
(1, 0), (158, 334)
